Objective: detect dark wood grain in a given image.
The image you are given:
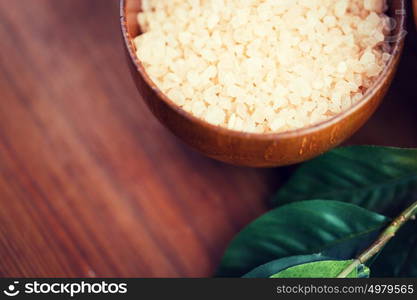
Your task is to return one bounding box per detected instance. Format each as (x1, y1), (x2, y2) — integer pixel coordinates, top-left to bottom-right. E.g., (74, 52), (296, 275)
(0, 0), (416, 278)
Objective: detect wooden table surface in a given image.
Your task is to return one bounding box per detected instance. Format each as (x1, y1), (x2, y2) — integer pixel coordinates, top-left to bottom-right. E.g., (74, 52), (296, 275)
(0, 0), (416, 278)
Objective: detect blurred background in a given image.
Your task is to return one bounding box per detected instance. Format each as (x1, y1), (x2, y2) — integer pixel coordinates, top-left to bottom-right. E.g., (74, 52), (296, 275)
(0, 0), (416, 277)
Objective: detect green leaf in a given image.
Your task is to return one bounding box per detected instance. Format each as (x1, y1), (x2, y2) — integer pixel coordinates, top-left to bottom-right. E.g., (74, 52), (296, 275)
(272, 146), (417, 216)
(321, 228), (380, 260)
(371, 221), (417, 277)
(270, 260), (370, 278)
(243, 254), (330, 278)
(217, 200), (388, 277)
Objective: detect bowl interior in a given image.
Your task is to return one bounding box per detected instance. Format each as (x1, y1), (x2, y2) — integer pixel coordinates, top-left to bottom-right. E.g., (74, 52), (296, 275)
(121, 0), (406, 140)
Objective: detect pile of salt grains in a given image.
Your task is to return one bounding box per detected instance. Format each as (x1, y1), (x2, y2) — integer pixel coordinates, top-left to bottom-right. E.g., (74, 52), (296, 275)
(134, 0), (391, 133)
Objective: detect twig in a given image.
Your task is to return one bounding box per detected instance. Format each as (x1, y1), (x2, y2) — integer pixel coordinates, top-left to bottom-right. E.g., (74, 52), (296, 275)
(337, 200), (417, 278)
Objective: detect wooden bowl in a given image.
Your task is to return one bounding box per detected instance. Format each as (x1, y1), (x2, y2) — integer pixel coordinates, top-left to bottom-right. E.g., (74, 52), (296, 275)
(414, 0), (417, 29)
(120, 0), (405, 167)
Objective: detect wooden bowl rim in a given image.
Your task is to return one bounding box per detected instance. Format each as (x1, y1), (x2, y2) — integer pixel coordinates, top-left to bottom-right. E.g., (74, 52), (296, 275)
(120, 0), (406, 141)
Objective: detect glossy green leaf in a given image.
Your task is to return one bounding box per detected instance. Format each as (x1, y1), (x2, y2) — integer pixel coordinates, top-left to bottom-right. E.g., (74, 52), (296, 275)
(371, 221), (417, 277)
(217, 200), (387, 277)
(270, 260), (370, 278)
(243, 254), (330, 278)
(272, 146), (417, 216)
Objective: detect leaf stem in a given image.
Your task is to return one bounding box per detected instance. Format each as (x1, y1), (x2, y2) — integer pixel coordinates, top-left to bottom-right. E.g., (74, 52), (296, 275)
(337, 200), (417, 278)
